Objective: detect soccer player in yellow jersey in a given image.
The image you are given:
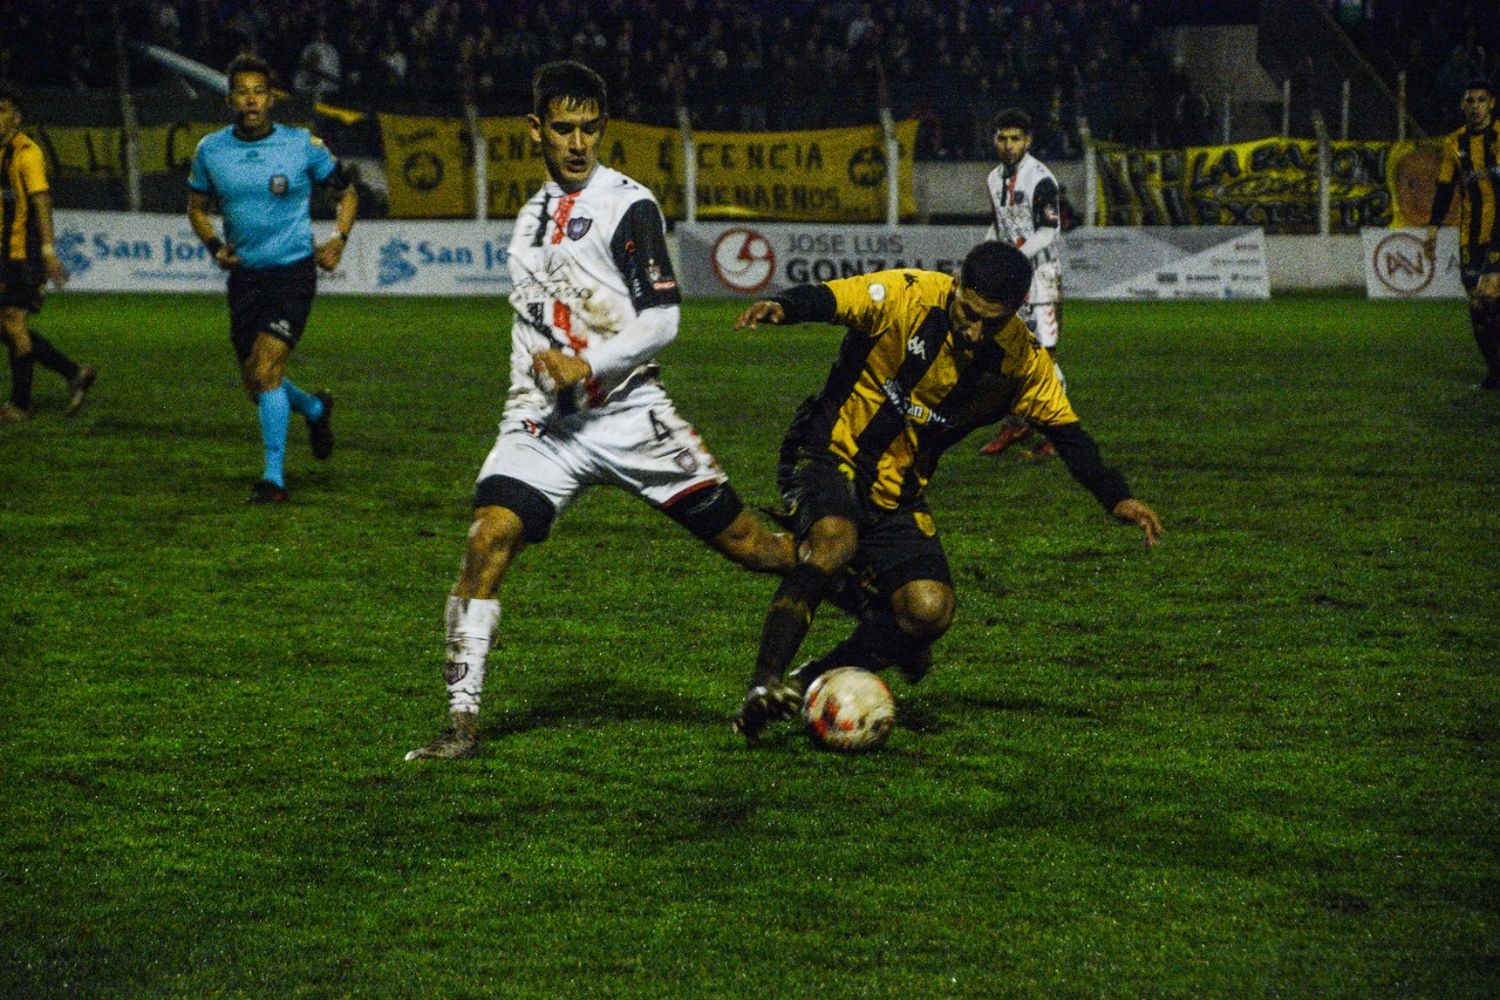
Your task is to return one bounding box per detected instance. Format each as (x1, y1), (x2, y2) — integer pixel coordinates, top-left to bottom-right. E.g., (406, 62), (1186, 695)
(0, 85), (96, 422)
(731, 241), (1161, 740)
(1424, 78), (1500, 390)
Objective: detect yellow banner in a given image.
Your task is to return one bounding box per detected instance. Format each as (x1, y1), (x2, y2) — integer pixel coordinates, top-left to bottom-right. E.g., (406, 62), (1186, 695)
(29, 123), (282, 177)
(1095, 138), (1400, 233)
(380, 113), (918, 222)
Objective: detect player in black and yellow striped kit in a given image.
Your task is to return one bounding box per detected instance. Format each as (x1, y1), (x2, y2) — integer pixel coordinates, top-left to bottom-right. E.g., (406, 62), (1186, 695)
(1424, 78), (1500, 390)
(0, 85), (96, 422)
(731, 241), (1162, 740)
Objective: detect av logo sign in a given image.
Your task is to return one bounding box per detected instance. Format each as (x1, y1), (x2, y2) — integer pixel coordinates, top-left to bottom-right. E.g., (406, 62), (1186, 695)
(1372, 231), (1433, 295)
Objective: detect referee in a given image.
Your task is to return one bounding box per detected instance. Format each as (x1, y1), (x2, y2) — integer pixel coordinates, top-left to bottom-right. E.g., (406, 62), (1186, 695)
(187, 55), (357, 502)
(1424, 77), (1500, 390)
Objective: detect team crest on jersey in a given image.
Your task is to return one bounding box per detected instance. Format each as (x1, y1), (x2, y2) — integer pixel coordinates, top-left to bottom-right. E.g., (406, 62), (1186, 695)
(566, 217), (592, 240)
(268, 174), (289, 195)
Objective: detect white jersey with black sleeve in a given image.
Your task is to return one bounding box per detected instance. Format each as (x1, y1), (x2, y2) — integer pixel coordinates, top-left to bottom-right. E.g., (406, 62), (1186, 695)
(984, 152), (1062, 305)
(504, 164), (683, 421)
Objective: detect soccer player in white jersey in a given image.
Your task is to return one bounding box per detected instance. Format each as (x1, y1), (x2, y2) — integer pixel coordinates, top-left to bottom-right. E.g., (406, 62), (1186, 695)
(977, 108), (1067, 459)
(407, 61), (796, 760)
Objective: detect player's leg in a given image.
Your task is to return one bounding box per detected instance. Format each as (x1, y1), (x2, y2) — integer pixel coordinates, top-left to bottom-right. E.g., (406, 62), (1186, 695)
(280, 379), (334, 458)
(242, 332), (294, 501)
(2, 306), (34, 420)
(408, 424), (582, 761)
(1469, 274), (1500, 389)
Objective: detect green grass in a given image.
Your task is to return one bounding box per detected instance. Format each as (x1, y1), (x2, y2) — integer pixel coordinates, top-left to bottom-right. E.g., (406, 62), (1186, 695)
(1, 291), (1496, 997)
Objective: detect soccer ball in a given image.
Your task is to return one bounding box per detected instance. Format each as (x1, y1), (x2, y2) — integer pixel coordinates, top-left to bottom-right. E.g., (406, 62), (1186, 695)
(802, 667), (896, 752)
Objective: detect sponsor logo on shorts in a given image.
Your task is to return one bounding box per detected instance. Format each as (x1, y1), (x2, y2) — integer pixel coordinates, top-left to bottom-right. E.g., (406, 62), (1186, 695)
(674, 450), (700, 473)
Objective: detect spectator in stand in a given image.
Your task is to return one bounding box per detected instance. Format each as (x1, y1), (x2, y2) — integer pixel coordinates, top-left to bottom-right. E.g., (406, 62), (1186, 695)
(294, 22), (342, 103)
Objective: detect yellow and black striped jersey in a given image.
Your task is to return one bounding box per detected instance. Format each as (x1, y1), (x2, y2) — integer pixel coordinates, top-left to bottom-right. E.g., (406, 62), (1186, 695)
(1434, 119), (1500, 260)
(789, 268), (1077, 510)
(1, 131), (49, 263)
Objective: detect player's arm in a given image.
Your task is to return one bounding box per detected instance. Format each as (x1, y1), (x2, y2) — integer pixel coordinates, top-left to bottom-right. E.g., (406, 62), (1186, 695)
(16, 146), (66, 288)
(735, 270), (900, 330)
(534, 198), (682, 390)
(1425, 137), (1459, 261)
(734, 284), (837, 328)
(314, 159), (358, 272)
(1035, 422), (1161, 545)
(1019, 176), (1061, 259)
(186, 190), (238, 270)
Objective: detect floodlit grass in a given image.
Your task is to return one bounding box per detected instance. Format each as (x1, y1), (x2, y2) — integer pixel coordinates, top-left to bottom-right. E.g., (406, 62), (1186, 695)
(1, 291), (1496, 997)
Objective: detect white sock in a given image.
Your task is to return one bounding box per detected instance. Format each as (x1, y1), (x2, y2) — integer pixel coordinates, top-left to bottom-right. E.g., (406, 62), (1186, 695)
(444, 596), (500, 715)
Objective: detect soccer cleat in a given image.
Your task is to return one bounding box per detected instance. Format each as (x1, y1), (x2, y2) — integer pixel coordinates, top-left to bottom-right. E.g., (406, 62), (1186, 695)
(248, 479), (289, 504)
(786, 658), (827, 695)
(405, 711), (481, 760)
(308, 391), (335, 460)
(1024, 439), (1058, 459)
(0, 401), (28, 423)
(65, 365), (97, 416)
(896, 645), (933, 684)
(731, 682), (802, 742)
(978, 423), (1030, 456)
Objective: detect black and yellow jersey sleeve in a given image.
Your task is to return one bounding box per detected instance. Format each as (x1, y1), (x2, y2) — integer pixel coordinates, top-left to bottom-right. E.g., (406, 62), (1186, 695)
(1431, 122), (1500, 257)
(2, 134), (48, 263)
(826, 269), (953, 338)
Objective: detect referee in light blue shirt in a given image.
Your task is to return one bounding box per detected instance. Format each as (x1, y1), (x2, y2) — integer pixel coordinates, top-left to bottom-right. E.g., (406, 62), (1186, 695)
(187, 54), (357, 504)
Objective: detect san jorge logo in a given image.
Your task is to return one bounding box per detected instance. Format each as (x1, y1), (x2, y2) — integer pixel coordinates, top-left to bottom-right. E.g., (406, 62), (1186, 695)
(710, 227), (775, 294)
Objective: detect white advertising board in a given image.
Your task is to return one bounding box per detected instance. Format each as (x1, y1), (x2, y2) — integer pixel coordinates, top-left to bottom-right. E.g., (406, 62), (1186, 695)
(1059, 227), (1269, 300)
(53, 212), (515, 296)
(1361, 227), (1464, 299)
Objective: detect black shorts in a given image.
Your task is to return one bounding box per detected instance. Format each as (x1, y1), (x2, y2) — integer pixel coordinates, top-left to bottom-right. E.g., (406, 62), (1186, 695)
(227, 257), (317, 363)
(1459, 244), (1500, 293)
(778, 446), (952, 599)
(0, 260), (45, 314)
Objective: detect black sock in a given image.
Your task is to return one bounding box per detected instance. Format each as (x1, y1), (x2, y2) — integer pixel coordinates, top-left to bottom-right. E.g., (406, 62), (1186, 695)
(28, 333), (80, 382)
(1473, 302), (1500, 379)
(751, 563), (836, 688)
(808, 611), (931, 677)
(8, 348), (34, 409)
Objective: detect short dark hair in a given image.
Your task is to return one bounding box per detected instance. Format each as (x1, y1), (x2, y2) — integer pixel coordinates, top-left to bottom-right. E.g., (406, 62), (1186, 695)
(991, 107), (1033, 134)
(0, 84), (22, 114)
(1464, 76), (1496, 98)
(961, 241), (1033, 311)
(226, 54), (273, 88)
(532, 60), (608, 120)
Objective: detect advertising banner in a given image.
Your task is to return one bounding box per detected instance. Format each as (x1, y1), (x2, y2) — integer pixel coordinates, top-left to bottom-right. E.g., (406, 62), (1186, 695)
(1061, 227), (1269, 300)
(380, 114), (918, 223)
(53, 211), (515, 296)
(1361, 227), (1464, 299)
(676, 223), (986, 297)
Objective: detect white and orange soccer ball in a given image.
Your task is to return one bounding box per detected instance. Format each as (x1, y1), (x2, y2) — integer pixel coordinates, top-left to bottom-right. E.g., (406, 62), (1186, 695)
(802, 667), (896, 752)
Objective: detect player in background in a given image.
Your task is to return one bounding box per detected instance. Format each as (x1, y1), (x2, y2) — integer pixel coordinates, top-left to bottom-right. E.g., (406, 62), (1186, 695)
(406, 61), (797, 761)
(0, 85), (97, 423)
(1423, 78), (1500, 390)
(187, 55), (355, 503)
(976, 108), (1066, 459)
(731, 242), (1161, 742)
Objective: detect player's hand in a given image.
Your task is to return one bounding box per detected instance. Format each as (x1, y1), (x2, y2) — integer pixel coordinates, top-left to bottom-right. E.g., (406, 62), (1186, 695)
(734, 300), (784, 329)
(41, 248), (68, 289)
(532, 349), (592, 392)
(1422, 227), (1438, 262)
(1112, 497), (1162, 547)
(315, 234), (346, 272)
(213, 244), (241, 270)
(1475, 272), (1500, 303)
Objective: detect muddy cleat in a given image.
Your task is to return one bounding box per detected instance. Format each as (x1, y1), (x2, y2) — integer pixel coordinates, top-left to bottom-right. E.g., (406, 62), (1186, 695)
(308, 391), (335, 460)
(65, 365), (97, 416)
(732, 683), (802, 742)
(979, 423), (1030, 456)
(786, 659), (827, 695)
(0, 401), (28, 423)
(405, 711), (481, 760)
(1024, 439), (1057, 459)
(248, 479), (289, 504)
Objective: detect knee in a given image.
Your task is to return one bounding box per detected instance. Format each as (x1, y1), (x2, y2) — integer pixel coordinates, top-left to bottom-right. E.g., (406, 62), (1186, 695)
(713, 511), (793, 573)
(802, 516), (858, 572)
(468, 506), (525, 553)
(892, 581), (954, 641)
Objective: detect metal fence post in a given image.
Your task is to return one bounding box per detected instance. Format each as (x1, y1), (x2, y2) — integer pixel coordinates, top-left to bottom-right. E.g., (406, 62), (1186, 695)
(879, 107), (898, 227)
(1078, 117), (1097, 228)
(115, 26), (142, 212)
(464, 102), (486, 221)
(676, 107), (696, 225)
(1312, 110), (1330, 236)
(1282, 78), (1291, 137)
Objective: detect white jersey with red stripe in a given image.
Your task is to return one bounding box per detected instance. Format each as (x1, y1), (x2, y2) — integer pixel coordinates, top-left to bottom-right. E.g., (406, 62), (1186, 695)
(985, 152), (1062, 306)
(504, 164), (681, 421)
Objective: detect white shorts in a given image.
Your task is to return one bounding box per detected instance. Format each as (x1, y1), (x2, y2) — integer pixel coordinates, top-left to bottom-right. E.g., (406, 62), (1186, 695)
(476, 382), (727, 525)
(1020, 300), (1061, 349)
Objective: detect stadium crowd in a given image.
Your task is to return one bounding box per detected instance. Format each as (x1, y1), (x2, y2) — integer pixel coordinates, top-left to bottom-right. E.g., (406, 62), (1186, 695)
(7, 0), (1238, 159)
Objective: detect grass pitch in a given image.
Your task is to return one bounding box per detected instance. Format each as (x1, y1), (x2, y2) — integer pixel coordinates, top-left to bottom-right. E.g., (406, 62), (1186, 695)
(1, 291), (1496, 997)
